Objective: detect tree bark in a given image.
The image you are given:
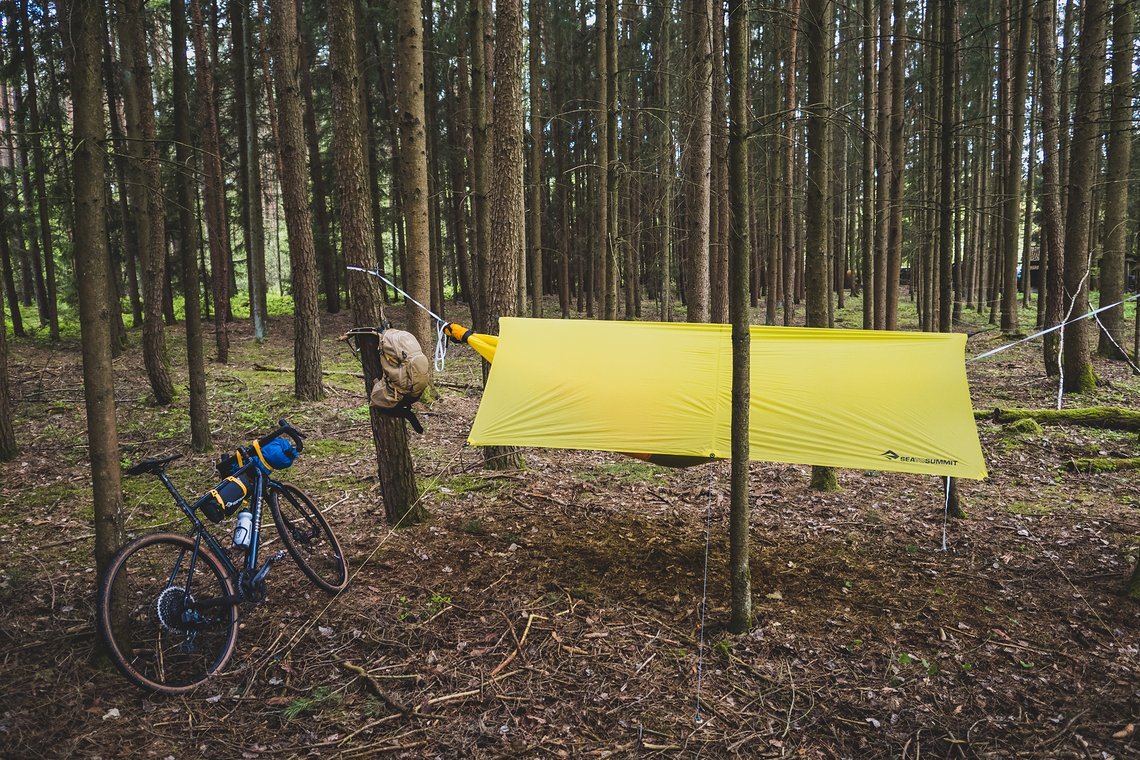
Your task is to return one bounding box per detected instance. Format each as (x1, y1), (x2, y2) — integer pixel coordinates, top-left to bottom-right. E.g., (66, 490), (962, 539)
(1000, 0), (1032, 335)
(172, 0), (211, 451)
(0, 272), (15, 460)
(685, 0), (712, 323)
(1036, 0), (1065, 374)
(189, 0), (231, 362)
(528, 0), (544, 318)
(297, 2), (339, 313)
(727, 0), (752, 634)
(483, 0), (526, 470)
(657, 1), (674, 323)
(470, 0), (492, 332)
(118, 0), (175, 404)
(804, 0), (839, 493)
(329, 0), (424, 524)
(20, 0), (59, 340)
(885, 0), (905, 330)
(1061, 0), (1107, 392)
(395, 0), (433, 353)
(272, 0), (324, 400)
(782, 0), (801, 326)
(1097, 0), (1132, 358)
(63, 0), (126, 585)
(710, 3), (729, 324)
(594, 0), (608, 321)
(861, 0), (875, 328)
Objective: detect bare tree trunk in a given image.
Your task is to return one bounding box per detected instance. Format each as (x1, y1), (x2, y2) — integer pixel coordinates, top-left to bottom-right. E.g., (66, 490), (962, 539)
(1061, 0), (1107, 392)
(804, 0), (839, 492)
(782, 0), (801, 326)
(172, 0), (211, 451)
(658, 1), (675, 323)
(395, 0), (433, 353)
(484, 0), (526, 471)
(685, 0), (712, 323)
(727, 0), (752, 635)
(1001, 0), (1032, 334)
(118, 0), (174, 404)
(861, 0), (875, 328)
(272, 0), (324, 400)
(710, 3), (729, 324)
(63, 0), (126, 584)
(20, 0), (59, 340)
(329, 0), (424, 524)
(873, 0), (890, 329)
(0, 272), (15, 460)
(1098, 0), (1132, 359)
(297, 4), (339, 313)
(885, 0), (904, 330)
(190, 0), (231, 362)
(529, 0), (544, 318)
(470, 0), (491, 332)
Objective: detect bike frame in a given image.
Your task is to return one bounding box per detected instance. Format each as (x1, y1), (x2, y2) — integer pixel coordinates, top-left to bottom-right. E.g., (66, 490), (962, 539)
(153, 460), (269, 595)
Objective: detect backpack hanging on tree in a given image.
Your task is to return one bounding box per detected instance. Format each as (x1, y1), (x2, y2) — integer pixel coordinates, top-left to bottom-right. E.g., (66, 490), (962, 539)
(341, 328), (431, 433)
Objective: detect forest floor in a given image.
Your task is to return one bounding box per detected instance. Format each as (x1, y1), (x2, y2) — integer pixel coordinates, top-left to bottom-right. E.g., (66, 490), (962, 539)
(2, 296), (1140, 759)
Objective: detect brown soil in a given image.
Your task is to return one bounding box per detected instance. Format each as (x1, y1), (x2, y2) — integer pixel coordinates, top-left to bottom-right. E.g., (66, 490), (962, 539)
(2, 303), (1139, 758)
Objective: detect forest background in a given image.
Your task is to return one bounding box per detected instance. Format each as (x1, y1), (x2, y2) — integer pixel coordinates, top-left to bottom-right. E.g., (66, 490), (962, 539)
(1, 0), (1140, 754)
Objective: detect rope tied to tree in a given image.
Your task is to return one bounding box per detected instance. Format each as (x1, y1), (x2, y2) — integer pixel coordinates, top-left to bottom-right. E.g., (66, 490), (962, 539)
(346, 266), (451, 372)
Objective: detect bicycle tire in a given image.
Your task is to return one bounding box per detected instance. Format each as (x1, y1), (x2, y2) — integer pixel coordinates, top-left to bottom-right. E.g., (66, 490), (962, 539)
(97, 532), (240, 694)
(269, 483), (348, 594)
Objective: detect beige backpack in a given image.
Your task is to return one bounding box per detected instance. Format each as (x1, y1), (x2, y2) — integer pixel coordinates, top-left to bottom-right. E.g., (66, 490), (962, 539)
(369, 329), (431, 432)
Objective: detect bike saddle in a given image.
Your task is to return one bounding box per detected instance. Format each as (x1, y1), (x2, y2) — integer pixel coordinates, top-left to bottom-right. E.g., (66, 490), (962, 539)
(125, 454), (183, 476)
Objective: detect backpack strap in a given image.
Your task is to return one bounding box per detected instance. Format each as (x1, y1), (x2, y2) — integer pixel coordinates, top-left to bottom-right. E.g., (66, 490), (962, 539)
(377, 395), (425, 434)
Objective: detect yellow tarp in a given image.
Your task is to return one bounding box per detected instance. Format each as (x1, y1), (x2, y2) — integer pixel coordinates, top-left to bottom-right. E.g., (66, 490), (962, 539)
(466, 318), (986, 479)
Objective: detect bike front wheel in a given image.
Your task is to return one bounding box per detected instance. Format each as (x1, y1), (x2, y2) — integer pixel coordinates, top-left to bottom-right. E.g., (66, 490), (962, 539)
(269, 483), (348, 593)
(97, 532), (240, 694)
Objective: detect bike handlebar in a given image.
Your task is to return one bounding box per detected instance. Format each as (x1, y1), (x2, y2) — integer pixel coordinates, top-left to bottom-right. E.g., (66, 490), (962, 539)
(258, 418), (305, 454)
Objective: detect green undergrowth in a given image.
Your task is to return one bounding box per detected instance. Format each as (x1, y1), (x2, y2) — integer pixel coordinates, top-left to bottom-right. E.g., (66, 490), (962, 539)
(577, 460), (666, 484)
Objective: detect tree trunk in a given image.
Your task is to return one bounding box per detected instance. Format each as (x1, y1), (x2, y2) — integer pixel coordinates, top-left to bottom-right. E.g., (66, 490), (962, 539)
(804, 0), (839, 493)
(329, 0), (424, 524)
(1000, 0), (1032, 335)
(605, 0), (618, 319)
(727, 0), (752, 635)
(63, 0), (126, 588)
(20, 0), (59, 340)
(861, 0), (875, 328)
(395, 0), (433, 353)
(1097, 0), (1132, 359)
(1061, 0), (1107, 392)
(685, 0), (712, 323)
(657, 1), (674, 323)
(189, 0), (231, 363)
(172, 0), (211, 451)
(781, 0), (801, 326)
(710, 3), (729, 324)
(0, 274), (15, 460)
(470, 0), (492, 332)
(594, 0), (608, 321)
(272, 0), (324, 400)
(529, 0), (544, 318)
(298, 3), (339, 313)
(885, 0), (904, 330)
(118, 0), (175, 405)
(483, 0), (526, 471)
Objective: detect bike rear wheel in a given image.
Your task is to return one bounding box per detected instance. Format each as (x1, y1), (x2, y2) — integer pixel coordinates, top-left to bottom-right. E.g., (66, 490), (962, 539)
(97, 532), (239, 694)
(269, 483), (348, 593)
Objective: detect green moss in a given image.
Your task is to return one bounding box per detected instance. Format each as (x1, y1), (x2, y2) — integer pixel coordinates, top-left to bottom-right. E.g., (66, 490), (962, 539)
(810, 465), (841, 492)
(1066, 457), (1140, 474)
(991, 406), (1140, 432)
(302, 438), (362, 458)
(1003, 501), (1052, 515)
(1007, 418), (1043, 436)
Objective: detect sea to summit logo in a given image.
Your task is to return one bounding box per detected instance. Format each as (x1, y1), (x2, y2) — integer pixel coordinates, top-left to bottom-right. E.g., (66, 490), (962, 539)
(881, 449), (958, 467)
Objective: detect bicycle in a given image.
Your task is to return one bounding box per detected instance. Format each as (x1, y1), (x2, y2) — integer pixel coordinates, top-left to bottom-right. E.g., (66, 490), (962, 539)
(96, 419), (348, 694)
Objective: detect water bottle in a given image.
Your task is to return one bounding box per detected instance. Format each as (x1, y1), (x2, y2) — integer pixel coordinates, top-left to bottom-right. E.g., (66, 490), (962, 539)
(233, 509), (253, 549)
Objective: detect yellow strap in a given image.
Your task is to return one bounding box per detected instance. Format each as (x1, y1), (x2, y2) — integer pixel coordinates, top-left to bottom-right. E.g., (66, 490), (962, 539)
(252, 439), (274, 471)
(235, 450), (245, 468)
(209, 489), (225, 507)
(225, 475), (248, 499)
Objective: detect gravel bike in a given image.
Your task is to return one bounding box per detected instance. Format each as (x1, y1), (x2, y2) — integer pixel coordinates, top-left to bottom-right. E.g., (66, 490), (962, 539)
(96, 420), (348, 694)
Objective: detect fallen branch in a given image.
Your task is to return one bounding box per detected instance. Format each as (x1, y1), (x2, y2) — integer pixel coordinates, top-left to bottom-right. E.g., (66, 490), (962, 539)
(341, 661), (410, 714)
(1066, 457), (1140, 474)
(985, 406), (1140, 431)
(489, 613), (544, 677)
(254, 363), (364, 379)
